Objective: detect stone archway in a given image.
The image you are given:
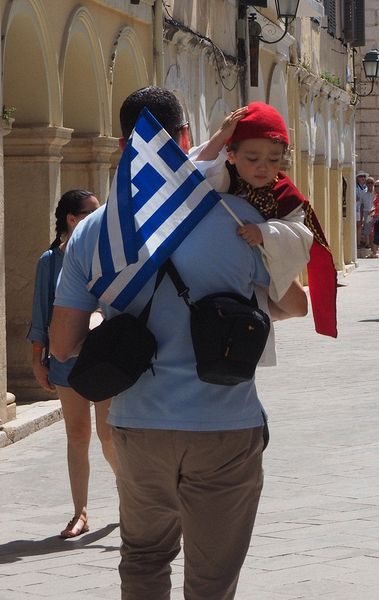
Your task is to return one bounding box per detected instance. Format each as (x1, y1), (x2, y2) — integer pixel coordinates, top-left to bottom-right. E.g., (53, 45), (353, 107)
(60, 7), (117, 202)
(2, 0), (70, 401)
(108, 26), (149, 180)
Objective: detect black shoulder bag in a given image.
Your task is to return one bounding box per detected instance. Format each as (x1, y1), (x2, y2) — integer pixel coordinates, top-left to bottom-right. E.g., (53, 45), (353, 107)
(67, 266), (166, 402)
(165, 259), (271, 386)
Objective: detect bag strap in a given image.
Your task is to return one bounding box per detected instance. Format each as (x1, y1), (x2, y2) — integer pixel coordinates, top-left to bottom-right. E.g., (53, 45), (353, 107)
(138, 264), (169, 324)
(164, 259), (192, 307)
(164, 257), (259, 310)
(44, 249), (56, 362)
(47, 249), (55, 326)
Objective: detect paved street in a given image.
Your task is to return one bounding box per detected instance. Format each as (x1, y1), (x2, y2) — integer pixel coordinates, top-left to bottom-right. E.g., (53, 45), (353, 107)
(1, 258), (379, 599)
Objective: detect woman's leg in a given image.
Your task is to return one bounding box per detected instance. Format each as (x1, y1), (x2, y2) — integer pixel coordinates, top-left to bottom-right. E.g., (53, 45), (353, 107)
(56, 385), (91, 519)
(93, 399), (118, 475)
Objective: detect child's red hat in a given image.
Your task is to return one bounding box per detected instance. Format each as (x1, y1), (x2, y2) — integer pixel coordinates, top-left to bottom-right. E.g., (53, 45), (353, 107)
(228, 102), (289, 146)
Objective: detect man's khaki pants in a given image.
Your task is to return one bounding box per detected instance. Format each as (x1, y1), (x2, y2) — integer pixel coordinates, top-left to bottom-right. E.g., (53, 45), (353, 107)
(112, 426), (265, 600)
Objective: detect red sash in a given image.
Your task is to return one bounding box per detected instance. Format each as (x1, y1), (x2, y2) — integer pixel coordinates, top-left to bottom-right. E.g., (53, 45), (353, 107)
(274, 173), (337, 338)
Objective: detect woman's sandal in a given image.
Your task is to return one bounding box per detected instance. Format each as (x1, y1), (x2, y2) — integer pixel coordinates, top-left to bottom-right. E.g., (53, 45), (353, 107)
(60, 514), (89, 539)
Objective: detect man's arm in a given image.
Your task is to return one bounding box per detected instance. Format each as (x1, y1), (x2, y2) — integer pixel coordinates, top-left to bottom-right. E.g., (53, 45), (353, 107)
(268, 278), (308, 321)
(50, 306), (91, 362)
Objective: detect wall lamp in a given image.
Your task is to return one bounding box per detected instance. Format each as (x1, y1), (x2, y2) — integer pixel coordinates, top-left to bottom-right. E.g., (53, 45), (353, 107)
(351, 48), (379, 98)
(248, 0), (300, 45)
(248, 1), (300, 86)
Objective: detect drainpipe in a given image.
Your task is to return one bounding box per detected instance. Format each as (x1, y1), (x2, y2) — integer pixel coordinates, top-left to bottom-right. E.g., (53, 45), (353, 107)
(153, 0), (164, 86)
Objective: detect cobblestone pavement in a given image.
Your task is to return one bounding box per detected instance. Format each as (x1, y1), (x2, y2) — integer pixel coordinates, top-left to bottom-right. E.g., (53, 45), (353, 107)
(1, 258), (379, 599)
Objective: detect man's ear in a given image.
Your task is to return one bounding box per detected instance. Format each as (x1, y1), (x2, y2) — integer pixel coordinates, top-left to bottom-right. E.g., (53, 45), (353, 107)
(119, 137), (126, 151)
(178, 126), (191, 155)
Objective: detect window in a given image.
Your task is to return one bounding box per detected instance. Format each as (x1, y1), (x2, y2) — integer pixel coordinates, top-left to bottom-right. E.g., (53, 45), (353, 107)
(343, 0), (365, 46)
(324, 0), (337, 37)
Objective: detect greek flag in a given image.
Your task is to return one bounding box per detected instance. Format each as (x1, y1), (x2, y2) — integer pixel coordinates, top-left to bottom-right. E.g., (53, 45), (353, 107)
(87, 108), (221, 310)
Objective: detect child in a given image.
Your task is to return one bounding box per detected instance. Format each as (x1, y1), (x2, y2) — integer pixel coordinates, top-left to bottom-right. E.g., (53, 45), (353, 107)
(190, 102), (337, 338)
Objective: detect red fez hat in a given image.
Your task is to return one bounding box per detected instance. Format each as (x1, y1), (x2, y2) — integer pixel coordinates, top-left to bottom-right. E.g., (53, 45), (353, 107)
(228, 102), (289, 146)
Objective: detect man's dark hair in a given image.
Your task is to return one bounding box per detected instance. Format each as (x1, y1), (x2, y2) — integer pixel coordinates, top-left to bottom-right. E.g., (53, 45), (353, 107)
(119, 86), (185, 141)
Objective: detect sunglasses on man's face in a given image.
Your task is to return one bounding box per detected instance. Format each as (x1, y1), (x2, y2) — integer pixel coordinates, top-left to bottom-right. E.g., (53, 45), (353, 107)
(75, 209), (97, 216)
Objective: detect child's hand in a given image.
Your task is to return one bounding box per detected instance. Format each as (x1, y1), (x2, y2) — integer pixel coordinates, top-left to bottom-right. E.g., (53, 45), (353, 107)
(237, 223), (263, 247)
(196, 106), (248, 161)
(219, 106), (248, 141)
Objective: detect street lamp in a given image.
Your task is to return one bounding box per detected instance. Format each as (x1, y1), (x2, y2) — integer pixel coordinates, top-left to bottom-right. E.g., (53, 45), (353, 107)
(352, 49), (379, 98)
(249, 0), (300, 45)
(248, 1), (300, 86)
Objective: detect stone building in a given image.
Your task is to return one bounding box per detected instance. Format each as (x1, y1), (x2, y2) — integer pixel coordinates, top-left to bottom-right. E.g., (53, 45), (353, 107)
(355, 0), (379, 178)
(0, 0), (365, 424)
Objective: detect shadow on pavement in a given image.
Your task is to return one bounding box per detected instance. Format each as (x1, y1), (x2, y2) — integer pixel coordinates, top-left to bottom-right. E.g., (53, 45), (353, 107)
(0, 522), (119, 564)
(359, 318), (379, 322)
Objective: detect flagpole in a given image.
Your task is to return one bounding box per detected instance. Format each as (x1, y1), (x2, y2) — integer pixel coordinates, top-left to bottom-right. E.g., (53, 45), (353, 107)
(220, 199), (244, 226)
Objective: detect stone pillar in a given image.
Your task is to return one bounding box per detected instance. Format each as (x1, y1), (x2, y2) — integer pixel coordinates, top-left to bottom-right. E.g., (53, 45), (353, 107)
(342, 165), (356, 265)
(328, 160), (344, 271)
(313, 157), (330, 242)
(61, 136), (119, 204)
(300, 151), (313, 286)
(0, 120), (10, 424)
(4, 126), (72, 402)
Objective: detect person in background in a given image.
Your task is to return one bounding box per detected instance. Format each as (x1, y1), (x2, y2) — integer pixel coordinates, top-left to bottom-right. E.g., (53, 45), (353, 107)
(361, 177), (376, 249)
(356, 171), (368, 248)
(27, 189), (117, 538)
(366, 180), (379, 258)
(49, 87), (307, 600)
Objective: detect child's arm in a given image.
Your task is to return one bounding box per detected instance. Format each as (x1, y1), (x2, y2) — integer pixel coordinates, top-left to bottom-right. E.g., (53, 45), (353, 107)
(196, 106), (248, 161)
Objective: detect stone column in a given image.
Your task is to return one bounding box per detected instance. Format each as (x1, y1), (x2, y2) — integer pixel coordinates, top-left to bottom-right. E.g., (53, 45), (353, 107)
(342, 165), (357, 265)
(300, 151), (314, 286)
(313, 156), (330, 242)
(0, 119), (12, 424)
(61, 136), (119, 203)
(328, 160), (344, 271)
(4, 126), (72, 402)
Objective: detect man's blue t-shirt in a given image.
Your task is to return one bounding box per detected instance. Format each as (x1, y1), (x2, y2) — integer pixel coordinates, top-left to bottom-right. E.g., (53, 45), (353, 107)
(55, 194), (270, 431)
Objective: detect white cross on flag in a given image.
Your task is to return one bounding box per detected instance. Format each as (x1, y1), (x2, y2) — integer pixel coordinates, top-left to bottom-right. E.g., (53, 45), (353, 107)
(87, 107), (221, 310)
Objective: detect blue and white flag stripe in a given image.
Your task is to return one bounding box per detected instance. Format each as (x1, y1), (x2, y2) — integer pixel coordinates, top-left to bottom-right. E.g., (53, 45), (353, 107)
(88, 107), (221, 310)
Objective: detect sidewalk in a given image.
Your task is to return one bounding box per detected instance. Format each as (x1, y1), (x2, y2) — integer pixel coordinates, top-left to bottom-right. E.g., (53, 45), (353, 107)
(0, 400), (62, 448)
(1, 258), (379, 599)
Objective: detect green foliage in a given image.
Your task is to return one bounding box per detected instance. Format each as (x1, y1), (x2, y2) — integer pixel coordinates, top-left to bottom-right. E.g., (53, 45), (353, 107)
(298, 55), (311, 72)
(320, 72), (341, 87)
(2, 105), (16, 125)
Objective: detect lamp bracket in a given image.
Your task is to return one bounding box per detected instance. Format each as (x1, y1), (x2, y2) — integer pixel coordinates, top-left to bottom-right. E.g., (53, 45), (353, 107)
(248, 11), (289, 45)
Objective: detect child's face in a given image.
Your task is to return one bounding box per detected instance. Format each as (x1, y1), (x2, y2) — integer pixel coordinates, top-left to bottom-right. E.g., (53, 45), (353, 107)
(227, 138), (284, 189)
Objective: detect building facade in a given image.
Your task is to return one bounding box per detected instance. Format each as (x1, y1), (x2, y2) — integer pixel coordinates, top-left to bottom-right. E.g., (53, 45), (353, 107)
(355, 0), (379, 178)
(0, 0), (365, 423)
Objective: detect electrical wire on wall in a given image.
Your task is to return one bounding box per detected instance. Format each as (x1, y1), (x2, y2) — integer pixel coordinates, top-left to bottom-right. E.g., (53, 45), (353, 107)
(162, 1), (241, 92)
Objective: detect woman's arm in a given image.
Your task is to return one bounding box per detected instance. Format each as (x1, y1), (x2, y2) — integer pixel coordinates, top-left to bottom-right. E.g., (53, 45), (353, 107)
(27, 252), (56, 391)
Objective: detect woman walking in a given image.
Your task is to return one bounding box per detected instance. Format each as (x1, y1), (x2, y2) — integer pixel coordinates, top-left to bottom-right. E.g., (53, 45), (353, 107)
(27, 189), (117, 538)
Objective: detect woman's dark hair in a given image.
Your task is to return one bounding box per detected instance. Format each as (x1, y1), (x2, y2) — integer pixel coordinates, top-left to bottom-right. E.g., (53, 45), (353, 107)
(50, 189), (94, 249)
(120, 86), (185, 141)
